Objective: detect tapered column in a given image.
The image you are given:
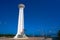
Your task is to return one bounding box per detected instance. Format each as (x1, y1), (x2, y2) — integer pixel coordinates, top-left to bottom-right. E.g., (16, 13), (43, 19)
(14, 4), (25, 38)
(17, 4), (25, 35)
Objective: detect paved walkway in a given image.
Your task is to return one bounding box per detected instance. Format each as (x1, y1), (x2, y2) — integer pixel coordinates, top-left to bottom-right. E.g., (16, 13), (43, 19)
(0, 37), (52, 40)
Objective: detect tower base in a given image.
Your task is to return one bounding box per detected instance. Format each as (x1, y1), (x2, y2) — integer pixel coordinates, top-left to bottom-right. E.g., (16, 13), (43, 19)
(14, 34), (28, 39)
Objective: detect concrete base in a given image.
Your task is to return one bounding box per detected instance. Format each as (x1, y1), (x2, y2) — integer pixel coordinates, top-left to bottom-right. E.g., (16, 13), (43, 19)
(14, 34), (28, 39)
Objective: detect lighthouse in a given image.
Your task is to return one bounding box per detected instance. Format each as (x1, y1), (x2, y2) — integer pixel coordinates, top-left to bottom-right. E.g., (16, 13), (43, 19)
(14, 4), (26, 38)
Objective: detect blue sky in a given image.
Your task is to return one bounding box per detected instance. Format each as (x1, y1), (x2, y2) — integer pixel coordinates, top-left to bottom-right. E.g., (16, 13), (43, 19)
(0, 0), (60, 37)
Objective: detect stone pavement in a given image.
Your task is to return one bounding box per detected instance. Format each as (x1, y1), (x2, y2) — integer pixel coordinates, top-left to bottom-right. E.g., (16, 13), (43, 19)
(0, 37), (52, 40)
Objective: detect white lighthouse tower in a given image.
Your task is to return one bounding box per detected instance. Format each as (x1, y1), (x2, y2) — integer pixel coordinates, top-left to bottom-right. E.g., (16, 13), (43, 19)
(14, 4), (27, 38)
